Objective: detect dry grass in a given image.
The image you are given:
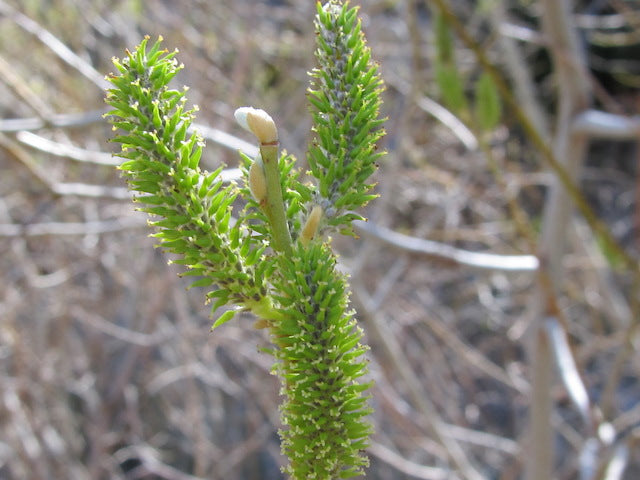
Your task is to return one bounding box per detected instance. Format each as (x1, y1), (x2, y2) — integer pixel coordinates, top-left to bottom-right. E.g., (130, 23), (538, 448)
(0, 1), (638, 479)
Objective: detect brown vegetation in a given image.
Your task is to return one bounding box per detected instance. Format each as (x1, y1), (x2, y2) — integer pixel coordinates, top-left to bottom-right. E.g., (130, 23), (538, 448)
(0, 1), (638, 479)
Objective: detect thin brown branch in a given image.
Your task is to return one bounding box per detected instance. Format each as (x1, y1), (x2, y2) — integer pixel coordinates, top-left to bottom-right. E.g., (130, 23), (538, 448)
(0, 0), (107, 89)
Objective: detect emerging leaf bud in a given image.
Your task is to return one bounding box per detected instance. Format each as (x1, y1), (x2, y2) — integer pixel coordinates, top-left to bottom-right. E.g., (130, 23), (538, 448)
(234, 106), (278, 144)
(300, 205), (323, 246)
(248, 156), (268, 204)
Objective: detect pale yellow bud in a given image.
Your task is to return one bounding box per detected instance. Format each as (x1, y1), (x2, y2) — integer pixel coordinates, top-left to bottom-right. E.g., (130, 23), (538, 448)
(234, 106), (278, 144)
(300, 205), (323, 246)
(248, 158), (267, 204)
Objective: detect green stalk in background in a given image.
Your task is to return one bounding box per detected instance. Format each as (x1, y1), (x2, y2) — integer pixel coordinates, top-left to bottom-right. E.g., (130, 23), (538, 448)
(105, 1), (385, 478)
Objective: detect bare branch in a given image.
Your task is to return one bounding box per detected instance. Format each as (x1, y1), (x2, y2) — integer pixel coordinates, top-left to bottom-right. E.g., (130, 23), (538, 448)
(354, 220), (539, 272)
(387, 75), (478, 151)
(0, 110), (107, 132)
(17, 131), (119, 166)
(572, 110), (640, 140)
(0, 1), (107, 89)
(544, 317), (592, 426)
(0, 216), (145, 237)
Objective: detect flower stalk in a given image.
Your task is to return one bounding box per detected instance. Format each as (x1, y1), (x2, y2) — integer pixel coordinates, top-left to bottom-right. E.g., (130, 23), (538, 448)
(260, 142), (293, 255)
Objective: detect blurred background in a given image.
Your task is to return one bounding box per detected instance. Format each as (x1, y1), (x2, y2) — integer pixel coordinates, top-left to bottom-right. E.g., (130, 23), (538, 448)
(0, 0), (639, 479)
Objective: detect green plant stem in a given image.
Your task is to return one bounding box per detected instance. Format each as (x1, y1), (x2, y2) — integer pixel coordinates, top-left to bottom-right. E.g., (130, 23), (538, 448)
(260, 143), (292, 255)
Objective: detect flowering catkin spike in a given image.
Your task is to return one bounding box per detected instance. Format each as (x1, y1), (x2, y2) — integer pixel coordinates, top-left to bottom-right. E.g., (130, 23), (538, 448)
(105, 37), (277, 328)
(234, 106), (278, 144)
(307, 0), (385, 233)
(272, 241), (373, 479)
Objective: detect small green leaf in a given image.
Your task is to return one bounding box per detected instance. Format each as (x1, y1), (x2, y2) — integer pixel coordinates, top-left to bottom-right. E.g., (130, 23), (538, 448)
(434, 11), (454, 64)
(210, 308), (237, 330)
(188, 277), (214, 289)
(435, 63), (467, 114)
(474, 71), (502, 131)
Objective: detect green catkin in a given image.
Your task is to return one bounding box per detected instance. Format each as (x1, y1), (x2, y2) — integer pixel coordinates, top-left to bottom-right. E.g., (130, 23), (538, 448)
(105, 37), (274, 323)
(307, 0), (385, 234)
(105, 1), (384, 477)
(272, 242), (372, 479)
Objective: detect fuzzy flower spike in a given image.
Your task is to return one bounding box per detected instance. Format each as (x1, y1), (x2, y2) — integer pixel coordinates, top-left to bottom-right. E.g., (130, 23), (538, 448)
(105, 0), (385, 478)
